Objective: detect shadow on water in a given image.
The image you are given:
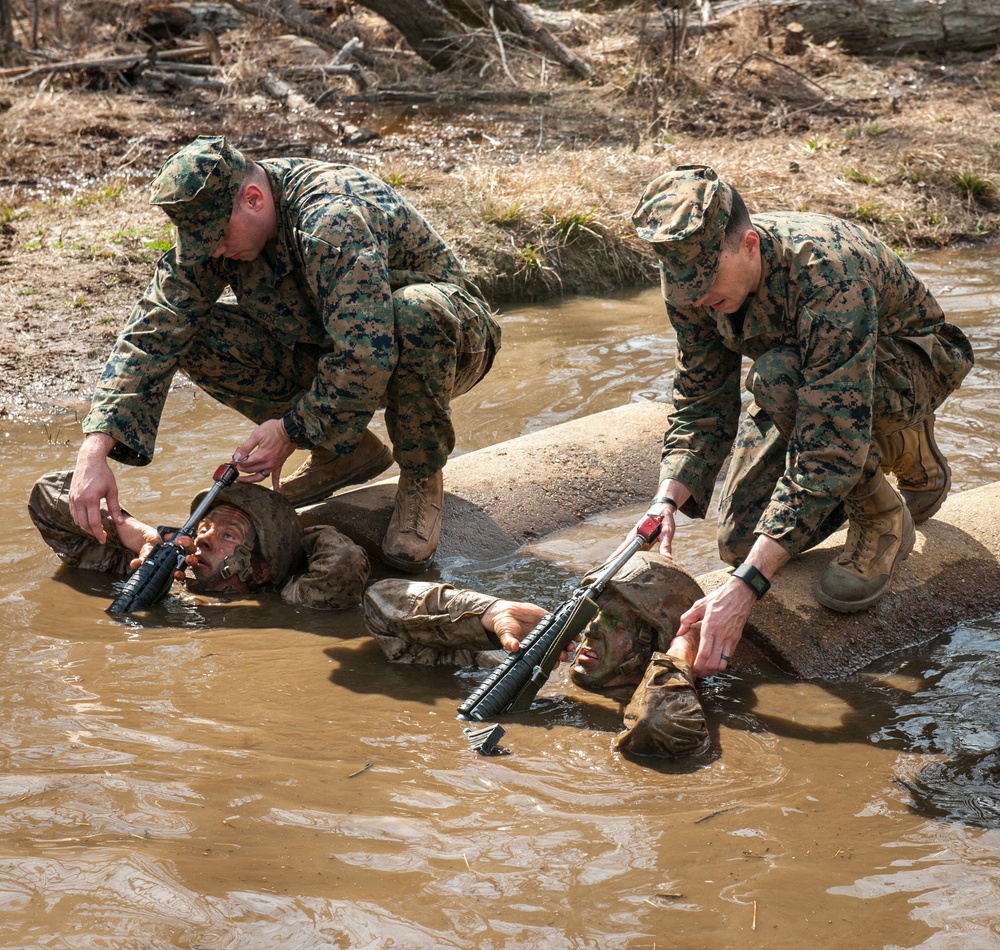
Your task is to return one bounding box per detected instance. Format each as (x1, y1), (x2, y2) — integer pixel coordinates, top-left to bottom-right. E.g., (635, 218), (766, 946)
(875, 617), (1000, 830)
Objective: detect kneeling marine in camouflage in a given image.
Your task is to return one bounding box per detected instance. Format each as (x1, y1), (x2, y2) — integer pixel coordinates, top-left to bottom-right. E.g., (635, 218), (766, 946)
(362, 552), (711, 758)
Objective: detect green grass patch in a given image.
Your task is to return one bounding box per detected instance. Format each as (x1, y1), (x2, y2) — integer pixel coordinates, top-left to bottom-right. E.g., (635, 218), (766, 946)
(75, 180), (128, 207)
(952, 170), (995, 200)
(543, 208), (598, 241)
(844, 123), (888, 141)
(482, 201), (526, 226)
(844, 168), (884, 186)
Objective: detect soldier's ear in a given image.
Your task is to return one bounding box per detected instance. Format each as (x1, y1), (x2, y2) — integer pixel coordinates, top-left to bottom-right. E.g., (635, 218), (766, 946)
(240, 181), (270, 214)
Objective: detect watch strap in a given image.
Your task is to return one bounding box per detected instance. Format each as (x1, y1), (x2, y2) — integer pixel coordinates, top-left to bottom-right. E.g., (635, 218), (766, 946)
(733, 562), (770, 599)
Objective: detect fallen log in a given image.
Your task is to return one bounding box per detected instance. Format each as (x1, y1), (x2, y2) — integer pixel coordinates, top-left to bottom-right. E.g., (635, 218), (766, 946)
(0, 44), (213, 81)
(711, 0), (1000, 54)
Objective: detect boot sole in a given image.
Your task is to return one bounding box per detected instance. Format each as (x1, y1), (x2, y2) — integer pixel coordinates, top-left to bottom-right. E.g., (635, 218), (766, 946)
(284, 447), (393, 508)
(379, 547), (435, 574)
(815, 520), (916, 613)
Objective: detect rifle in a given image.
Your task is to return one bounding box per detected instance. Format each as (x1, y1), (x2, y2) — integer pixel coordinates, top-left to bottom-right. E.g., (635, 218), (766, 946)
(456, 513), (664, 722)
(107, 462), (240, 617)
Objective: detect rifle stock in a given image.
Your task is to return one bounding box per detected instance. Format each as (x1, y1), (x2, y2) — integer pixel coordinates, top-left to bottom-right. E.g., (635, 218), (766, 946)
(107, 462), (239, 617)
(456, 513), (663, 722)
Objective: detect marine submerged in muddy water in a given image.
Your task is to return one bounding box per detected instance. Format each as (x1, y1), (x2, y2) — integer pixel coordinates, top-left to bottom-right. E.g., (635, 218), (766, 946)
(66, 134), (501, 575)
(620, 163), (974, 681)
(29, 471), (370, 609)
(363, 552), (713, 758)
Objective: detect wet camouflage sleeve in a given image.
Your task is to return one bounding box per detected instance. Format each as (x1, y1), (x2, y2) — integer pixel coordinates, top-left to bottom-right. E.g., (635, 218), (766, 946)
(280, 526), (370, 609)
(83, 160), (470, 462)
(659, 213), (973, 551)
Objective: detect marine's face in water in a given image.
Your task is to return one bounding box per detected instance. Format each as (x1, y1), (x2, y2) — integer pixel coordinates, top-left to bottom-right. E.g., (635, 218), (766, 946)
(571, 602), (650, 691)
(187, 504), (253, 592)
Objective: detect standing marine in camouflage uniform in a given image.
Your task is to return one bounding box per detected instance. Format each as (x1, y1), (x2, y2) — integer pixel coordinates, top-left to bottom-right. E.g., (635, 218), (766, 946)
(622, 164), (973, 680)
(69, 136), (502, 574)
(362, 553), (712, 758)
(31, 470), (370, 609)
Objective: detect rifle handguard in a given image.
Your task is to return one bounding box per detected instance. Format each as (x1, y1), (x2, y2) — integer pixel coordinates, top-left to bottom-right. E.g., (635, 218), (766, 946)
(106, 462), (239, 617)
(456, 514), (663, 721)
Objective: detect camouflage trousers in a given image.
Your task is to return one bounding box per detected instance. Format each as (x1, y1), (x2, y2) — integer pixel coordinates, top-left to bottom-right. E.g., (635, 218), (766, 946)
(181, 282), (501, 477)
(719, 339), (959, 563)
(28, 471), (135, 573)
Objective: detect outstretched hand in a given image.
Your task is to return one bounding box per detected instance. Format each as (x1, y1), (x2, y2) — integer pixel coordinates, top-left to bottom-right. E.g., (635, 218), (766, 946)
(232, 419), (297, 492)
(481, 600), (547, 653)
(69, 433), (122, 543)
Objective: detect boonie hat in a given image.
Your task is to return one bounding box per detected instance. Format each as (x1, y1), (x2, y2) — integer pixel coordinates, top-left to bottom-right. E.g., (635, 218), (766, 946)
(150, 135), (247, 265)
(632, 164), (733, 307)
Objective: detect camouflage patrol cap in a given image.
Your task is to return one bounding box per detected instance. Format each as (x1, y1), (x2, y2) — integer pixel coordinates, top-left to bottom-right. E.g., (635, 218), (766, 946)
(632, 164), (733, 307)
(150, 135), (247, 265)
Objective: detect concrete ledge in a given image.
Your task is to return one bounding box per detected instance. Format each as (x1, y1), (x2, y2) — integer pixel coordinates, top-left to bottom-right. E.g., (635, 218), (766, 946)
(300, 400), (670, 561)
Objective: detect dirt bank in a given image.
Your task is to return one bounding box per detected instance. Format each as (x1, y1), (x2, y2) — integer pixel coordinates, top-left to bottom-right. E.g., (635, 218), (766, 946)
(0, 4), (998, 418)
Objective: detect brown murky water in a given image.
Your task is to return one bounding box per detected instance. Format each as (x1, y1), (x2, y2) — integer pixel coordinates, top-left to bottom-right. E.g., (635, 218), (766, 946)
(2, 246), (999, 948)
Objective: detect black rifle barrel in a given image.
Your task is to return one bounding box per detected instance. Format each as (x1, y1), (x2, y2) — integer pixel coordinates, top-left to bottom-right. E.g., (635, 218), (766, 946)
(456, 514), (663, 722)
(107, 462), (240, 617)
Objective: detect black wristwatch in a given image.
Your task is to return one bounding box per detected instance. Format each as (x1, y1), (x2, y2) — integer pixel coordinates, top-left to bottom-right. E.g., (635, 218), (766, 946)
(733, 563), (771, 599)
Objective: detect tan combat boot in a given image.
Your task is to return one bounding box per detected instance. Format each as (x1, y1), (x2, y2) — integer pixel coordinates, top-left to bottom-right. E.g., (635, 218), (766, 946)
(280, 429), (393, 508)
(816, 468), (915, 613)
(381, 469), (444, 573)
(878, 414), (951, 523)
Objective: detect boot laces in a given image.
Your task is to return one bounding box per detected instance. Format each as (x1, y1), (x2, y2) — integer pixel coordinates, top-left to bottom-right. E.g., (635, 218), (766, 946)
(840, 500), (880, 568)
(403, 477), (427, 532)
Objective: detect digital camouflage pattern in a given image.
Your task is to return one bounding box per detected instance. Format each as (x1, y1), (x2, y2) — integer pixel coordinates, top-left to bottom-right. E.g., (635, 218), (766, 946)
(28, 470), (136, 574)
(28, 471), (370, 609)
(150, 135), (247, 266)
(83, 149), (502, 479)
(281, 527), (369, 610)
(645, 208), (974, 559)
(631, 164), (733, 307)
(612, 653), (710, 758)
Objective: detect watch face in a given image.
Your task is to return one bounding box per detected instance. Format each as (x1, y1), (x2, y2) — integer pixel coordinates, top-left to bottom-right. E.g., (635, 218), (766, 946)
(737, 564), (769, 598)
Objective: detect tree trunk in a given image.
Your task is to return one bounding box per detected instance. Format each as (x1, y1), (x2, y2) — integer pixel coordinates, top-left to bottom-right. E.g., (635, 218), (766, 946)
(713, 0), (1000, 54)
(0, 0), (13, 66)
(356, 0), (595, 79)
(358, 0), (488, 70)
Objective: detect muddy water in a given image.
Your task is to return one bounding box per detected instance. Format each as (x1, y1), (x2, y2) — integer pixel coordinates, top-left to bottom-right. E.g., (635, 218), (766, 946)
(2, 246), (999, 948)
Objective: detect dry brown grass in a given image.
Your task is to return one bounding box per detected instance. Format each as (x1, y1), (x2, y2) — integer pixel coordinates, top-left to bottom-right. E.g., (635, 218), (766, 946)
(0, 1), (998, 412)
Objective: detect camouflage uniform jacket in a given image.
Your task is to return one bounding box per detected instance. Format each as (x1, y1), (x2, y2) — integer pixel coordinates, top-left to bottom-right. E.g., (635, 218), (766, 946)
(660, 212), (973, 552)
(83, 160), (475, 464)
